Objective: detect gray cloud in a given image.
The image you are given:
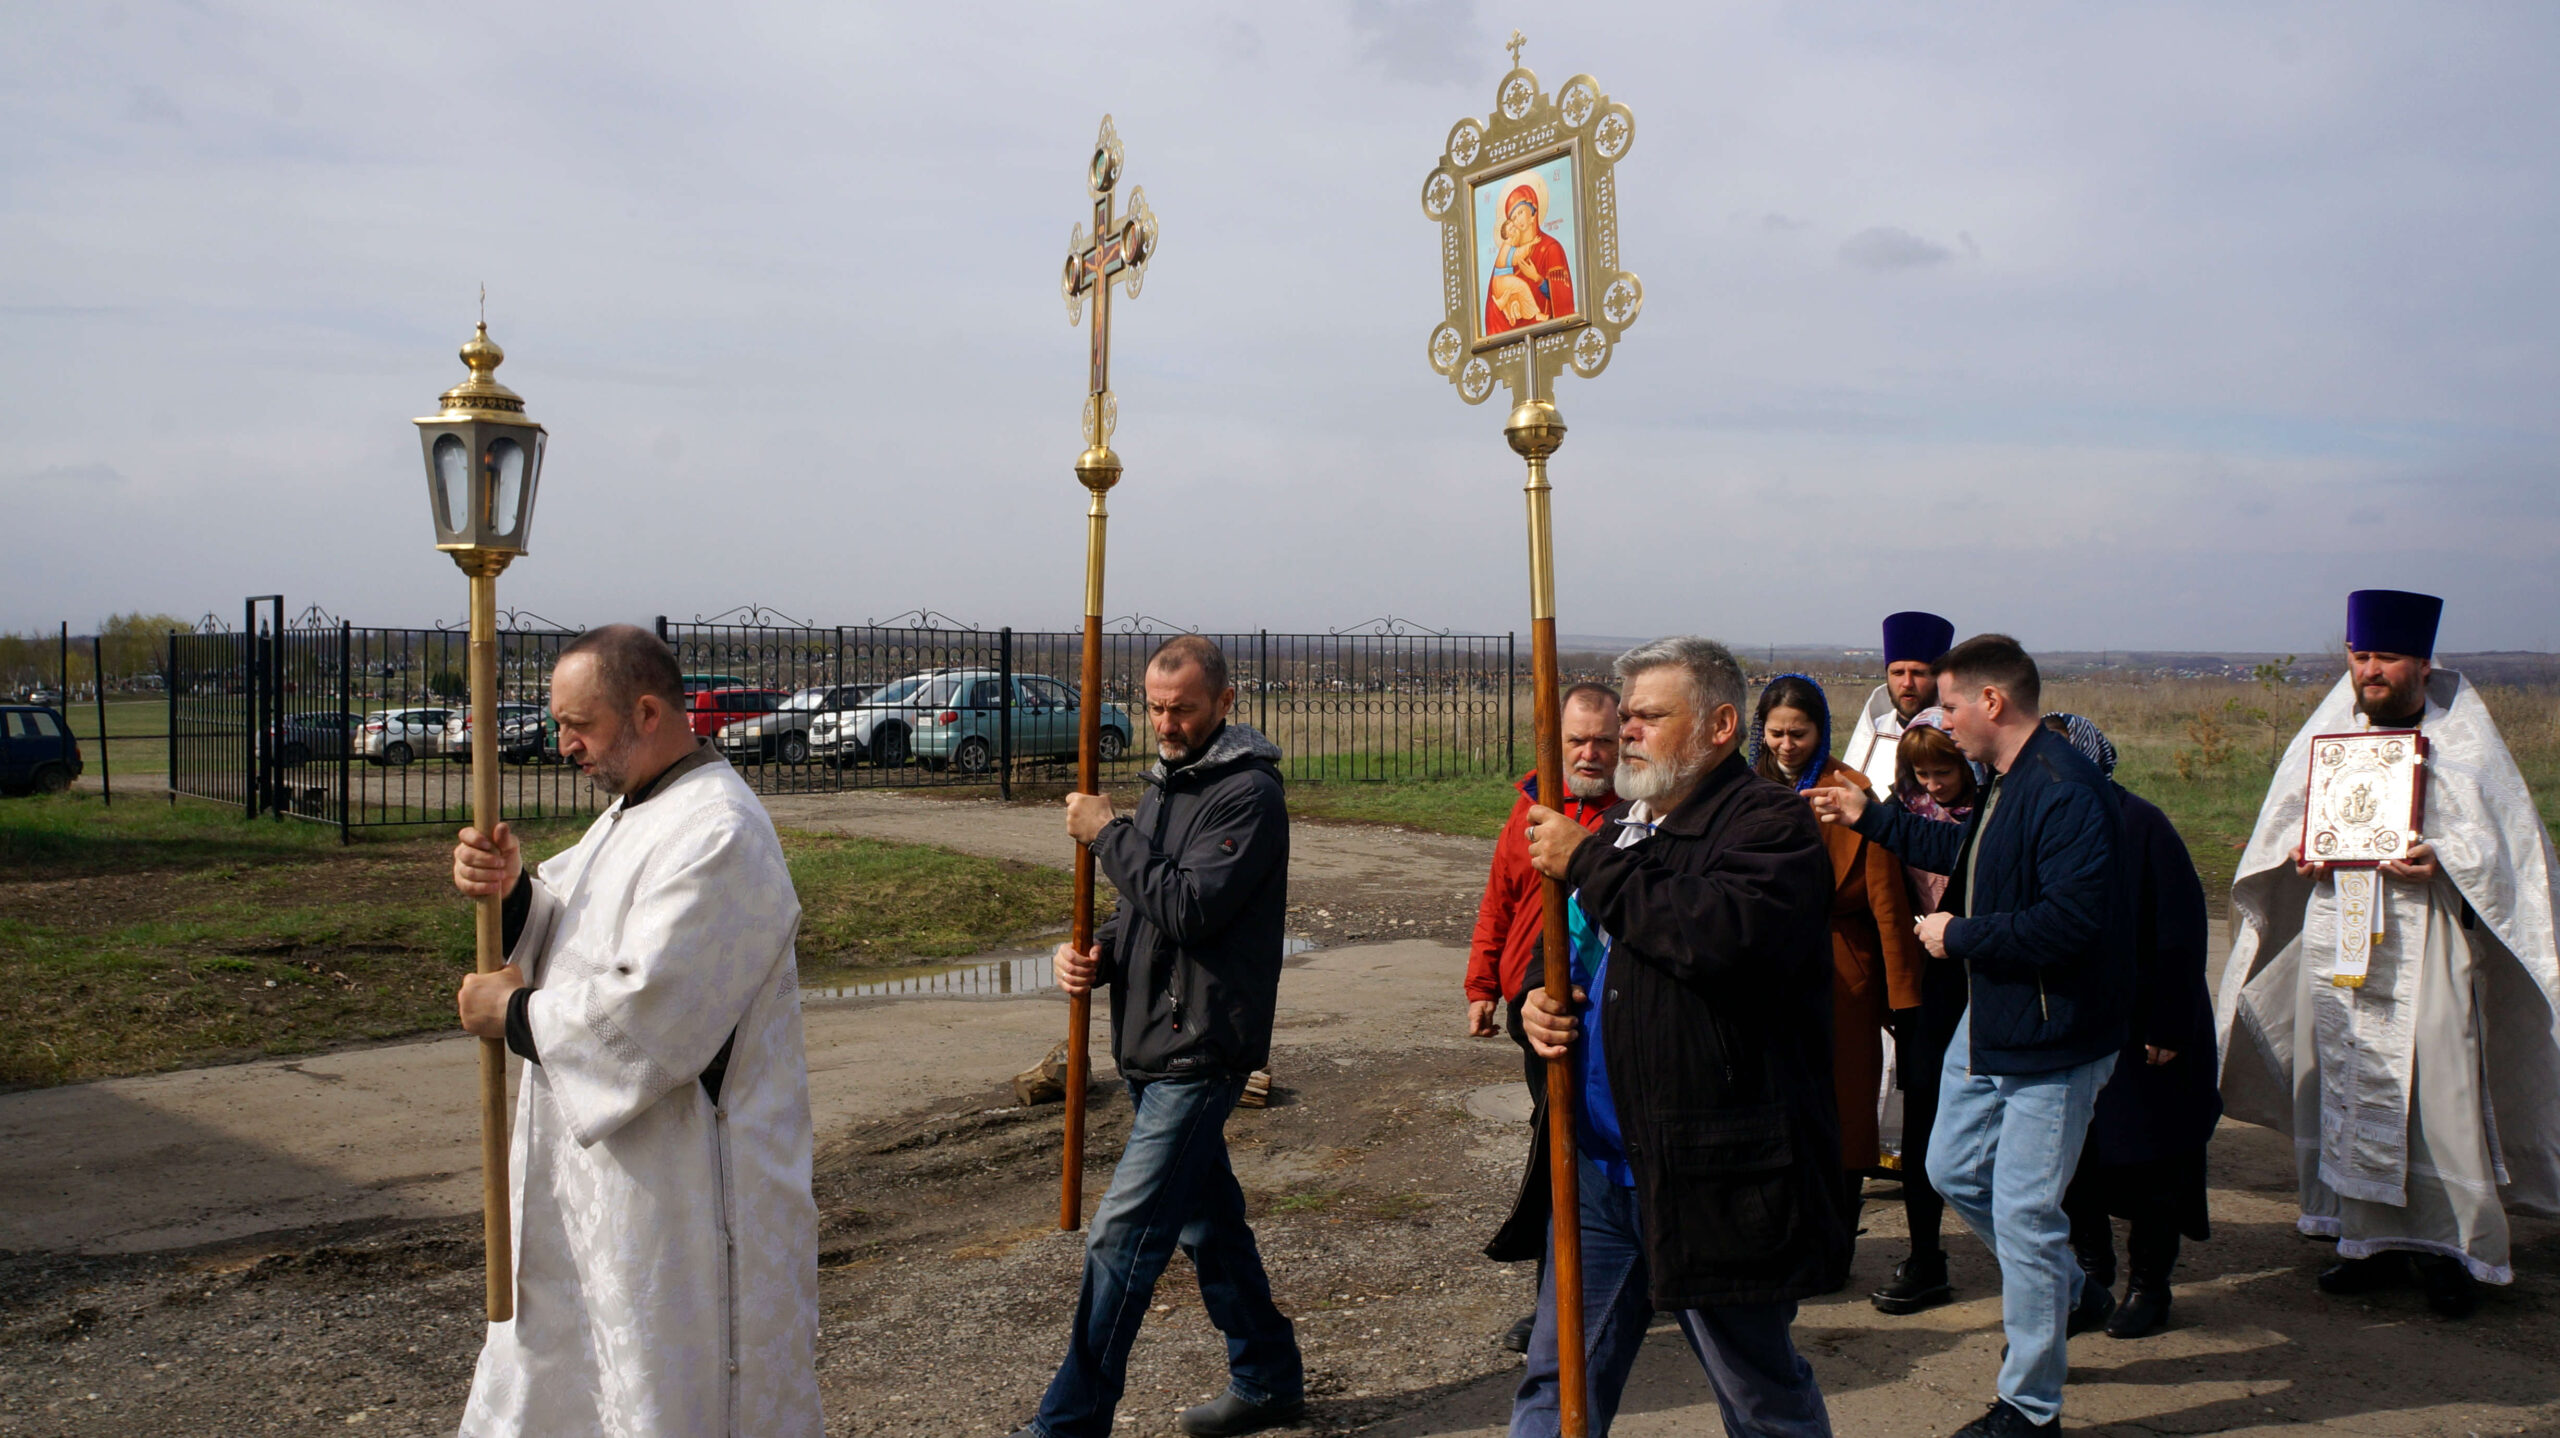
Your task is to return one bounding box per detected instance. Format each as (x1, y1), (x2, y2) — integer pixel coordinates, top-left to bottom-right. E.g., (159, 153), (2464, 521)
(1839, 225), (1955, 270)
(122, 85), (182, 126)
(2, 2), (2557, 652)
(1346, 0), (1483, 86)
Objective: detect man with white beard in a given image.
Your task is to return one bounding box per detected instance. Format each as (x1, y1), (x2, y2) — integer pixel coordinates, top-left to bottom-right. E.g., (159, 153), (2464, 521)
(2218, 590), (2560, 1319)
(1500, 636), (1849, 1437)
(1838, 612), (1955, 800)
(450, 624), (821, 1436)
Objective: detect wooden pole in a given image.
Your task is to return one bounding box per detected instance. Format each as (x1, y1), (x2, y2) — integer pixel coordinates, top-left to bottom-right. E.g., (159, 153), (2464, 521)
(1512, 397), (1586, 1436)
(469, 568), (515, 1321)
(1062, 466), (1115, 1230)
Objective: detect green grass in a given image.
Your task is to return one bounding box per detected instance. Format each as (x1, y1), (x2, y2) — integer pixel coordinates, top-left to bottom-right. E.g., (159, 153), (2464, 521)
(1286, 771), (1520, 839)
(783, 829), (1080, 978)
(0, 796), (1088, 1089)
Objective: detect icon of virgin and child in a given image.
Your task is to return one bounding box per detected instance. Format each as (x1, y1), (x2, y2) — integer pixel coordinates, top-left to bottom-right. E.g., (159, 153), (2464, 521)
(1480, 164), (1577, 337)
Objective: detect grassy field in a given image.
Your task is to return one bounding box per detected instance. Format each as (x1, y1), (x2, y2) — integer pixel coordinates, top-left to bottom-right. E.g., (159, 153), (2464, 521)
(2042, 676), (2560, 904)
(0, 798), (1074, 1090)
(52, 697), (169, 788)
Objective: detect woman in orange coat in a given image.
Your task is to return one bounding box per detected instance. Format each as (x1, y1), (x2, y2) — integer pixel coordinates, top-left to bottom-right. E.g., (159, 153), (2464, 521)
(1752, 675), (1927, 1211)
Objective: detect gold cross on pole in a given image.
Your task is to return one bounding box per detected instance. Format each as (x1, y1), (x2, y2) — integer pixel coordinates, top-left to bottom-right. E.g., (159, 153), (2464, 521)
(1062, 115), (1158, 440)
(1507, 29), (1527, 67)
(1055, 112), (1157, 1234)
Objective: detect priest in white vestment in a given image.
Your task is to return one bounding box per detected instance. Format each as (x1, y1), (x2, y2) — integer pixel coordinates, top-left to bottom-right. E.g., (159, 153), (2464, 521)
(1839, 611), (1956, 796)
(2218, 590), (2560, 1319)
(451, 624), (822, 1435)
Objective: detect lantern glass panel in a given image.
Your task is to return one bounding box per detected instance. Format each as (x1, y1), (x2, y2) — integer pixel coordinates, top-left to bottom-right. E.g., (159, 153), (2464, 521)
(433, 434), (470, 536)
(488, 438), (526, 540)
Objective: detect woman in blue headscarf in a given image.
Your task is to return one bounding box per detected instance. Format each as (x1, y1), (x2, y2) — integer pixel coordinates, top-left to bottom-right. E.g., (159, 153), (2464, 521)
(1754, 675), (1924, 1214)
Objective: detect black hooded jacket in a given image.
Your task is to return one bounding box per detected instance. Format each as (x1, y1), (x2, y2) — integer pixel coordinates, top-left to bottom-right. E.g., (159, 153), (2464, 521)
(1090, 723), (1290, 1081)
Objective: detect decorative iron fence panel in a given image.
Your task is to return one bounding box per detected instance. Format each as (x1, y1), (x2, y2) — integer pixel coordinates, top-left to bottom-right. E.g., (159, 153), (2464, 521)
(173, 605), (1518, 829)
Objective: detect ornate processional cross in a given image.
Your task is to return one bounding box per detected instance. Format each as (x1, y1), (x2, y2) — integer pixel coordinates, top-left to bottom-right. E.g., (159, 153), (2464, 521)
(1061, 116), (1159, 447)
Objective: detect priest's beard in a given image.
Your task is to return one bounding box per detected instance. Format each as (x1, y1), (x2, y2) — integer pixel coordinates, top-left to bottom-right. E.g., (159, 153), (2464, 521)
(580, 721), (648, 797)
(2355, 674), (2428, 727)
(1615, 733), (1706, 806)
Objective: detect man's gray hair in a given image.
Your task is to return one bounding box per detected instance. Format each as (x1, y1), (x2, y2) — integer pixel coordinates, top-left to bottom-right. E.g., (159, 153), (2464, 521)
(1614, 636), (1746, 720)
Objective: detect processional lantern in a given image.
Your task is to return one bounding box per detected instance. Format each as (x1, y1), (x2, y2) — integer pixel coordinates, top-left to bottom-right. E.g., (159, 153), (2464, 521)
(1055, 114), (1159, 1233)
(415, 322), (547, 569)
(1419, 32), (1641, 1438)
(413, 313), (548, 1322)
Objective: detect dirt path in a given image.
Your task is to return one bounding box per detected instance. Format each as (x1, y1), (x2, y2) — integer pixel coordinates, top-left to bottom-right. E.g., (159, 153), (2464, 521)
(10, 787), (2541, 1437)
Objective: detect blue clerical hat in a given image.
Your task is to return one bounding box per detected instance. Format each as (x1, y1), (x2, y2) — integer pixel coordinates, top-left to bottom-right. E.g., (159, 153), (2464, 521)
(1881, 611), (1955, 665)
(2345, 589), (2443, 659)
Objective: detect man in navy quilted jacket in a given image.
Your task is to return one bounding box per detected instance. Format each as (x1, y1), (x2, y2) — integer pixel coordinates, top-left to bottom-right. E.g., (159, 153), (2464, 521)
(1810, 635), (2131, 1438)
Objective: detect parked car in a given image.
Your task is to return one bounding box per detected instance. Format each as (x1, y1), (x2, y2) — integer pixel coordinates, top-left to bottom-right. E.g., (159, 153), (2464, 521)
(272, 711), (362, 767)
(715, 684), (871, 765)
(443, 703), (546, 763)
(0, 705), (83, 796)
(361, 707), (453, 765)
(26, 689), (64, 709)
(686, 687), (785, 739)
(499, 708), (560, 765)
(807, 669), (1131, 774)
(682, 672), (749, 695)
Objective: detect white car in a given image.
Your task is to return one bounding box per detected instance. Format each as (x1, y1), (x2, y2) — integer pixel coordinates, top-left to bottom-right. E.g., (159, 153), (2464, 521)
(362, 707), (454, 765)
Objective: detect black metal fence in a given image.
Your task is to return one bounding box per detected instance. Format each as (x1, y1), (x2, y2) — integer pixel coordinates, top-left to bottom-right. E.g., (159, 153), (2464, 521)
(171, 610), (604, 834)
(170, 606), (1518, 832)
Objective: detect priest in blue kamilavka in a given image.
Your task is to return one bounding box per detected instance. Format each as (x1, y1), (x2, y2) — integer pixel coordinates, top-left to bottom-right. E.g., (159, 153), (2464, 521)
(2217, 590), (2560, 1318)
(1838, 611), (1955, 798)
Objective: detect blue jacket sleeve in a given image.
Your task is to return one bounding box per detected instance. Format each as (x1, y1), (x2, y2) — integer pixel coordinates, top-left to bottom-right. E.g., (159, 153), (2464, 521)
(1854, 796), (1968, 875)
(1089, 773), (1287, 952)
(1944, 779), (2115, 974)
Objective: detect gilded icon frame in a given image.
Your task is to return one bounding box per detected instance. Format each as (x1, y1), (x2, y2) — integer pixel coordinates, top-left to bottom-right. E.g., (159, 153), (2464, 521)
(1421, 65), (1642, 406)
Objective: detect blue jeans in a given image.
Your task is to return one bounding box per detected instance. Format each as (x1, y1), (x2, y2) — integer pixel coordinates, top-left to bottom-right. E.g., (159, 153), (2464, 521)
(1034, 1073), (1302, 1438)
(1926, 1010), (2119, 1427)
(1512, 1157), (1832, 1438)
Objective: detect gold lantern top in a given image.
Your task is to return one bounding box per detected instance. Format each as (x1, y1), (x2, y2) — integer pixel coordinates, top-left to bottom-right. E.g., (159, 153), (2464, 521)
(435, 323), (531, 420)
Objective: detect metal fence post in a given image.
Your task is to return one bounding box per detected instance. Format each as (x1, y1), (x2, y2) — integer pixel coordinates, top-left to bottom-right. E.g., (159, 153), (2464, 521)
(1259, 630), (1269, 735)
(92, 637), (111, 805)
(164, 638), (176, 806)
(339, 620), (353, 844)
(998, 626), (1014, 801)
(1506, 631), (1517, 778)
(58, 621), (68, 712)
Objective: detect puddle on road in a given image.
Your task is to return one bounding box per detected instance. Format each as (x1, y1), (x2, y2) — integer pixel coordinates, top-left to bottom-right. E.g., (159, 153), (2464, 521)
(806, 936), (1319, 1002)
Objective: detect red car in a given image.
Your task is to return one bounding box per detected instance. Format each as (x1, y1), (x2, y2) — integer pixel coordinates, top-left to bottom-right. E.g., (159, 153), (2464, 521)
(687, 687), (786, 738)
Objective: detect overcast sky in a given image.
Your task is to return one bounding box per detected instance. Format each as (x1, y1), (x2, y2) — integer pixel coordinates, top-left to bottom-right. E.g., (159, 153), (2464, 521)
(7, 2), (2557, 653)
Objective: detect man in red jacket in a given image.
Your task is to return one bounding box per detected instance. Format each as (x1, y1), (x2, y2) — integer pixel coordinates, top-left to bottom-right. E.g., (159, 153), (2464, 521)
(1467, 681), (1620, 1351)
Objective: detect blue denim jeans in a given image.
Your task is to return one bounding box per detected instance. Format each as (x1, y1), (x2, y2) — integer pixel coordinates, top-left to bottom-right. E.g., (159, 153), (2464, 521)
(1512, 1157), (1833, 1438)
(1925, 1010), (2119, 1427)
(1033, 1073), (1302, 1438)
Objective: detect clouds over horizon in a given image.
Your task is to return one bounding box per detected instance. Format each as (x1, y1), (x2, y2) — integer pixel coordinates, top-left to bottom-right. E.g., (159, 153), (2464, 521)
(3, 1), (2556, 654)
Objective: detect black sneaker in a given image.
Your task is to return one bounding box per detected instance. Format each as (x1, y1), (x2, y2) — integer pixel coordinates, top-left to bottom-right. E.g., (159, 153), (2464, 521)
(1177, 1389), (1306, 1437)
(2107, 1282), (2170, 1338)
(1872, 1250), (1954, 1315)
(2316, 1252), (2407, 1295)
(1500, 1313), (1537, 1353)
(1950, 1397), (2058, 1437)
(2414, 1255), (2482, 1319)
